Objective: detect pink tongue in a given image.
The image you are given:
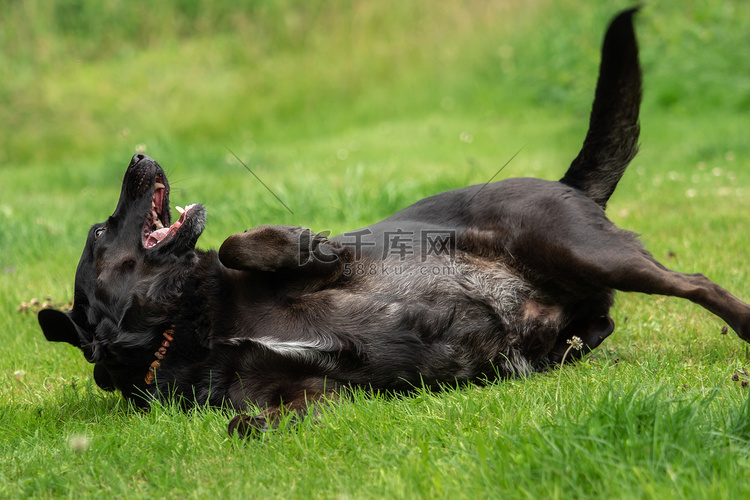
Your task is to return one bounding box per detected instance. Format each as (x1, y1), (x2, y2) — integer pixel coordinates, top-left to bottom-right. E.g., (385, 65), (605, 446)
(145, 211), (188, 248)
(146, 228), (171, 247)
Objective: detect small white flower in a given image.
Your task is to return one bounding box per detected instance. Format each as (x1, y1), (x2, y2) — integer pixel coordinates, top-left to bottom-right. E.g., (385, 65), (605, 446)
(566, 336), (583, 351)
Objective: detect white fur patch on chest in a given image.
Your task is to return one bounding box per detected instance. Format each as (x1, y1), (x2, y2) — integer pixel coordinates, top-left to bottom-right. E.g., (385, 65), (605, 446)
(223, 336), (341, 371)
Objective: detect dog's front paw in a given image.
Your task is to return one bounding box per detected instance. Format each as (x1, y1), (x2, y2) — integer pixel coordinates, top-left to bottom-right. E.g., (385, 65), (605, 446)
(228, 413), (270, 439)
(294, 228), (342, 265)
(219, 225), (342, 272)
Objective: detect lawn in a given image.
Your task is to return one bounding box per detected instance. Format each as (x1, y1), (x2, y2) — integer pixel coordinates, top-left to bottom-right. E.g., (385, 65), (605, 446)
(2, 0), (750, 498)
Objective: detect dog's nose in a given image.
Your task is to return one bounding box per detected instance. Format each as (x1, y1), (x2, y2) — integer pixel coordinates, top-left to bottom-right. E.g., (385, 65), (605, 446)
(129, 153), (154, 168)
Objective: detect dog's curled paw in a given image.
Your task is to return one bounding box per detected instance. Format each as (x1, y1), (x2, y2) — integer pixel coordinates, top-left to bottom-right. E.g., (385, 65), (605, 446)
(298, 230), (341, 265)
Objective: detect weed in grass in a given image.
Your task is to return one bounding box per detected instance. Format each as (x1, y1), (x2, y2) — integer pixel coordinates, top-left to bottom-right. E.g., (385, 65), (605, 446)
(555, 335), (584, 409)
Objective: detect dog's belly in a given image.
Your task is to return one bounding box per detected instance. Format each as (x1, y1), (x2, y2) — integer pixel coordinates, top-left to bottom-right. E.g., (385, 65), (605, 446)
(273, 252), (569, 388)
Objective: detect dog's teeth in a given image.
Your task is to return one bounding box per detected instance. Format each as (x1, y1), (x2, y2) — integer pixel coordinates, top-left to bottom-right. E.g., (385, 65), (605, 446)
(155, 220), (164, 229)
(175, 206), (184, 214)
(155, 182), (165, 189)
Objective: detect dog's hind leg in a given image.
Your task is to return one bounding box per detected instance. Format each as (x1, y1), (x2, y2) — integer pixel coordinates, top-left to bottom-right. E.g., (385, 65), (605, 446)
(547, 9), (750, 347)
(565, 242), (750, 343)
(507, 192), (750, 345)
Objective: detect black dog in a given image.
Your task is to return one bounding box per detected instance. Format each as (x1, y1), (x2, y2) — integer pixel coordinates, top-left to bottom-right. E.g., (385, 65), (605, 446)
(39, 10), (750, 437)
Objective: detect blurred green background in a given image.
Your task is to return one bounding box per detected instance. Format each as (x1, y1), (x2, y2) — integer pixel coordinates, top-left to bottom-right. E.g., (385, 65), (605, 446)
(2, 0), (749, 166)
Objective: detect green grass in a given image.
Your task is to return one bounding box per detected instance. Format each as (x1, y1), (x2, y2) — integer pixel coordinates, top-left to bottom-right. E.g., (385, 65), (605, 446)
(2, 0), (750, 498)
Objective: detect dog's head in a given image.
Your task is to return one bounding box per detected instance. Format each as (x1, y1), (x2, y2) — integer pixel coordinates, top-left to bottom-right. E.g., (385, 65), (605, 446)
(38, 154), (206, 390)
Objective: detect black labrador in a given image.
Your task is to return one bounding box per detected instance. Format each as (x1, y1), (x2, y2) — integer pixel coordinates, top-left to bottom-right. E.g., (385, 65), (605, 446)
(39, 10), (750, 437)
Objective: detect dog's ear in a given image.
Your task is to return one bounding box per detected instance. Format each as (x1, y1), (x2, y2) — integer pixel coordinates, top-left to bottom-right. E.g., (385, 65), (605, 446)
(38, 309), (83, 347)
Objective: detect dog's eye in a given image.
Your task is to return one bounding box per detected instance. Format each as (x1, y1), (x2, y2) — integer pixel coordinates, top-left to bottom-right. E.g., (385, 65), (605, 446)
(94, 227), (105, 239)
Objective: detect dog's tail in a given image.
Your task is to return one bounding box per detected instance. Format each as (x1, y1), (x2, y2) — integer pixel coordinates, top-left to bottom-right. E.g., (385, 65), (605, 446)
(560, 8), (641, 210)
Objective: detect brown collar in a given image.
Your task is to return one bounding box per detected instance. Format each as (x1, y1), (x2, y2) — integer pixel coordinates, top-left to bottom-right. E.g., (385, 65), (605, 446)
(145, 328), (174, 385)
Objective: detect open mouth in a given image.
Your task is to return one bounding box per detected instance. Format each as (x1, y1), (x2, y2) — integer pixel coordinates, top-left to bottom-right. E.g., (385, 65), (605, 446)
(142, 175), (198, 249)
